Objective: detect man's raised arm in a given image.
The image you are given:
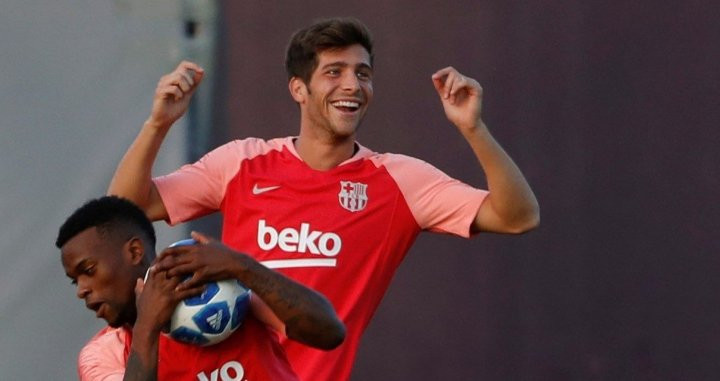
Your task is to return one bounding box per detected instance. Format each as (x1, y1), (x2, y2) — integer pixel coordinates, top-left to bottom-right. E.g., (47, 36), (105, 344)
(107, 61), (204, 221)
(431, 66), (540, 234)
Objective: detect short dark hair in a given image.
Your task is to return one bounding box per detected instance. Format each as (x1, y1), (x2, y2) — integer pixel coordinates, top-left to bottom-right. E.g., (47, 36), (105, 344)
(285, 17), (374, 84)
(55, 196), (156, 250)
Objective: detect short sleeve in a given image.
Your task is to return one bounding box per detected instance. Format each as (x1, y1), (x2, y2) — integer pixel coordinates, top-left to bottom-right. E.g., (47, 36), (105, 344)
(154, 138), (287, 225)
(78, 327), (128, 381)
(373, 154), (488, 237)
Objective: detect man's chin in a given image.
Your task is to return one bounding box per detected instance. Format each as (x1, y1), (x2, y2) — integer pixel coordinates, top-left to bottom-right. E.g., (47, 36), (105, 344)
(331, 123), (362, 140)
(105, 311), (132, 328)
(330, 131), (356, 142)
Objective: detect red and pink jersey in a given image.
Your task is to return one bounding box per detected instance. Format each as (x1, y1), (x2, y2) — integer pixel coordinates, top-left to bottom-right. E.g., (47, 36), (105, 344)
(154, 137), (488, 381)
(78, 316), (297, 381)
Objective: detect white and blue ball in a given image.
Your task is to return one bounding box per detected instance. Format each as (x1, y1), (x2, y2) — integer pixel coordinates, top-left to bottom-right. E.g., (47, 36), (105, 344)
(165, 239), (251, 346)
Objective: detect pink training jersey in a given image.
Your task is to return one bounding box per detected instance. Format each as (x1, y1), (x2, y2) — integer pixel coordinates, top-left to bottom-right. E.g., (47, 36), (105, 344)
(155, 137), (488, 381)
(77, 316), (297, 381)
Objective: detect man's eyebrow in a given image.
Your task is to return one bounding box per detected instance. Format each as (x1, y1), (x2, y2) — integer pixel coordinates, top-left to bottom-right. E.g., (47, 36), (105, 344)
(66, 258), (89, 278)
(320, 61), (372, 70)
(320, 61), (349, 69)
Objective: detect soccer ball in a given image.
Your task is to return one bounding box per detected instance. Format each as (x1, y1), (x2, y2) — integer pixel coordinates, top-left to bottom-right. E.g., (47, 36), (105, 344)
(164, 239), (251, 346)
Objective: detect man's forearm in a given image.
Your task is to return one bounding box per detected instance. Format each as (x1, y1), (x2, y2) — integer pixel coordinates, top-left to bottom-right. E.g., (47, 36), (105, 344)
(465, 122), (540, 233)
(108, 120), (169, 220)
(232, 255), (345, 350)
(123, 323), (160, 381)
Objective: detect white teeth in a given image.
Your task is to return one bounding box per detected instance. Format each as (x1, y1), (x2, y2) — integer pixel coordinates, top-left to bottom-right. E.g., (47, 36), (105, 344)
(332, 101), (359, 109)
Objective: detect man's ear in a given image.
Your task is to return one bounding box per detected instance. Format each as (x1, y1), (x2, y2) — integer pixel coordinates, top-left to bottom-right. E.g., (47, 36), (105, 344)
(289, 77), (307, 104)
(126, 237), (145, 265)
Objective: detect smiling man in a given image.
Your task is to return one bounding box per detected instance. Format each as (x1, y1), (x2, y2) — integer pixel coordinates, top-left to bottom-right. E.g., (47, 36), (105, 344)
(289, 43), (373, 168)
(108, 17), (539, 381)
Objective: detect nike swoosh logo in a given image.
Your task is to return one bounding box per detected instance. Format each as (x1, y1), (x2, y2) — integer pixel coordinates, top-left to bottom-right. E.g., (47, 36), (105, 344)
(252, 184), (281, 195)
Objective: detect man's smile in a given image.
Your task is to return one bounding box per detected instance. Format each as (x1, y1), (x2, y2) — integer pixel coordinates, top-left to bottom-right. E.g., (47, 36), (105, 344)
(330, 100), (361, 113)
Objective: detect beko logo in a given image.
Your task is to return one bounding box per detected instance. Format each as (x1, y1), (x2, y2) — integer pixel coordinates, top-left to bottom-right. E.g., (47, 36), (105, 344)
(257, 219), (342, 257)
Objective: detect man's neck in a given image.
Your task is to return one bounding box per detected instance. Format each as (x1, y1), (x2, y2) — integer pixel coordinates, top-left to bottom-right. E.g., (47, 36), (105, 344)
(294, 135), (357, 171)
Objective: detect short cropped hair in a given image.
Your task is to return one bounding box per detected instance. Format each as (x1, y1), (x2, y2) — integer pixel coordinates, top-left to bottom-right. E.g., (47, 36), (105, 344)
(55, 196), (156, 250)
(285, 17), (374, 84)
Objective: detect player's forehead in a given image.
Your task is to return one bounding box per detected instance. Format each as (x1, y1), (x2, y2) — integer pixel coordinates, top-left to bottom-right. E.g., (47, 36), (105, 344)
(60, 227), (110, 269)
(316, 44), (372, 69)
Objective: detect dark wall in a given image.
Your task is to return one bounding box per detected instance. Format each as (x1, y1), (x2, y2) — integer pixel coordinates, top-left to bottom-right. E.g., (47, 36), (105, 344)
(211, 1), (720, 379)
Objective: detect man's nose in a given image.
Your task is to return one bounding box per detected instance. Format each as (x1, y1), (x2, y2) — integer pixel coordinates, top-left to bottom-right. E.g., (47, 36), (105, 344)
(75, 279), (91, 299)
(341, 72), (360, 92)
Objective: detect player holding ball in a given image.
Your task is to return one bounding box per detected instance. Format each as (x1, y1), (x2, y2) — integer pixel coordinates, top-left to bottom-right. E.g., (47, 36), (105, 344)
(56, 196), (344, 380)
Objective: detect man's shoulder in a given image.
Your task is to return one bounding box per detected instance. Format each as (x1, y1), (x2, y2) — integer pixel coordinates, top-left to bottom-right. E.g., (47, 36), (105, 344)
(209, 136), (294, 161)
(221, 136), (293, 150)
(82, 326), (129, 352)
(356, 144), (435, 169)
(78, 326), (129, 373)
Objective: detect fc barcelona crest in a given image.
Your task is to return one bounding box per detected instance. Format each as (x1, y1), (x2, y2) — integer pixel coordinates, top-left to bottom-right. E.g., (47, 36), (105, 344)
(338, 181), (368, 212)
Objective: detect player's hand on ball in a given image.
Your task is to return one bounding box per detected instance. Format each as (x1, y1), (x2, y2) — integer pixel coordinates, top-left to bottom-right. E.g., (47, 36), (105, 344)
(155, 231), (248, 291)
(156, 237), (252, 346)
(135, 267), (205, 332)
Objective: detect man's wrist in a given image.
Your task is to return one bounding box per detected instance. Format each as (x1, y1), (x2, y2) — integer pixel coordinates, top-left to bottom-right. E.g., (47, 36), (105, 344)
(143, 118), (172, 134)
(133, 317), (164, 340)
(230, 251), (256, 281)
(459, 120), (489, 138)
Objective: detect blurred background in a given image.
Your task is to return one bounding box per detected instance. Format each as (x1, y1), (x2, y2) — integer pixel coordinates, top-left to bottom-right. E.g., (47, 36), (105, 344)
(1, 1), (718, 380)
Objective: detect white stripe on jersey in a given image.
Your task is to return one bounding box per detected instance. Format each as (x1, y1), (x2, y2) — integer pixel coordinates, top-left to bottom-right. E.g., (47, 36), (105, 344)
(260, 258), (337, 269)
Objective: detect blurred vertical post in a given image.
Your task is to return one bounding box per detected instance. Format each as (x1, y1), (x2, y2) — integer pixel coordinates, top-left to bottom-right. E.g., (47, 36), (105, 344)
(181, 0), (223, 235)
(181, 0), (219, 162)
